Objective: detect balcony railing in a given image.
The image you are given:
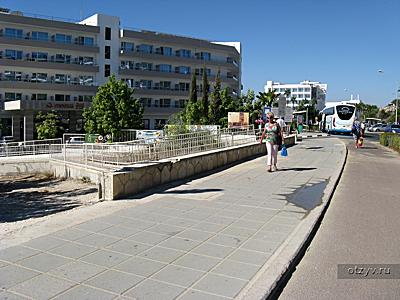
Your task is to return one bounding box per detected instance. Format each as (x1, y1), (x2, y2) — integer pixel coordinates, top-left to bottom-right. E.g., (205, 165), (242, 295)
(120, 48), (239, 66)
(0, 54), (97, 67)
(0, 74), (98, 86)
(0, 32), (98, 47)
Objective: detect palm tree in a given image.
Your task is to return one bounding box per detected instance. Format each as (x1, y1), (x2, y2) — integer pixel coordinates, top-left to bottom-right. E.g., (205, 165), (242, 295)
(284, 89), (291, 99)
(256, 89), (280, 108)
(290, 96), (297, 110)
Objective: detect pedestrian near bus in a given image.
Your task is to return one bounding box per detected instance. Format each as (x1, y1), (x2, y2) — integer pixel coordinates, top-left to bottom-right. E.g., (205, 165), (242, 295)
(260, 112), (283, 172)
(352, 120), (362, 148)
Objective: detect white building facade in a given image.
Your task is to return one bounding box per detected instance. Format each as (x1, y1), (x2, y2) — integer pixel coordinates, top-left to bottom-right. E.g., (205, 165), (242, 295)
(0, 9), (241, 140)
(265, 80), (327, 111)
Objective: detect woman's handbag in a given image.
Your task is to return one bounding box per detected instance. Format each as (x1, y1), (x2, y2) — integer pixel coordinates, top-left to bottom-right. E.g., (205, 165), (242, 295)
(281, 145), (288, 156)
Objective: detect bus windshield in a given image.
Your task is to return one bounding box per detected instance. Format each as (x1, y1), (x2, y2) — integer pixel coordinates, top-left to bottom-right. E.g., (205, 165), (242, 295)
(336, 105), (355, 120)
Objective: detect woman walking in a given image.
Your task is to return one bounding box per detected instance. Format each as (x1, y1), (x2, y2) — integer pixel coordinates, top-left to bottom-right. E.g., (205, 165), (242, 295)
(260, 112), (282, 172)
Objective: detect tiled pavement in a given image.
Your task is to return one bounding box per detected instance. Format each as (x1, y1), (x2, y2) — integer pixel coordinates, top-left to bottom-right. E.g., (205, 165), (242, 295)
(0, 138), (345, 300)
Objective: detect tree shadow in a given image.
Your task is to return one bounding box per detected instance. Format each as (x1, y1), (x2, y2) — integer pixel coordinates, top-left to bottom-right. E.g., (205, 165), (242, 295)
(0, 185), (98, 223)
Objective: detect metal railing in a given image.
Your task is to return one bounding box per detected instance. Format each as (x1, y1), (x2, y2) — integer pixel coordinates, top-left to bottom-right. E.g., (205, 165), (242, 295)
(50, 126), (257, 169)
(0, 138), (62, 157)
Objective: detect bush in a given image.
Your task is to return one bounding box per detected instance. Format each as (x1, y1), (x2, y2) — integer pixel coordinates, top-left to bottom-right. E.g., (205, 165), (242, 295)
(380, 133), (400, 152)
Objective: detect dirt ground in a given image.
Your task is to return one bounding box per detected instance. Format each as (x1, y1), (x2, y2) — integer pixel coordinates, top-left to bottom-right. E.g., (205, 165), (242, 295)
(0, 174), (99, 223)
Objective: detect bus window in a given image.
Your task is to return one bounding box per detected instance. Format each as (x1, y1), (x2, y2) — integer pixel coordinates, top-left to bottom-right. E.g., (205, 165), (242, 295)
(336, 105), (355, 120)
(323, 107), (334, 115)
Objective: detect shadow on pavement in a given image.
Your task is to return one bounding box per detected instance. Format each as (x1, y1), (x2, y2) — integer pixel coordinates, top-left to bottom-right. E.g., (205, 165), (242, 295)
(161, 188), (223, 194)
(279, 167), (317, 172)
(304, 146), (324, 150)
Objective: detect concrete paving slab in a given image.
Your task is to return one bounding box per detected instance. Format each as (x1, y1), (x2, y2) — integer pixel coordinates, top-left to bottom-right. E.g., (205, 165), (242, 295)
(192, 243), (235, 259)
(0, 265), (40, 289)
(85, 269), (143, 294)
(226, 249), (272, 266)
(0, 291), (29, 300)
(178, 289), (230, 300)
(114, 257), (166, 277)
(152, 265), (205, 287)
(128, 231), (170, 245)
(105, 239), (152, 256)
(193, 273), (247, 298)
(211, 259), (262, 281)
(21, 236), (66, 251)
(124, 279), (185, 300)
(9, 274), (75, 300)
(158, 237), (201, 252)
(139, 246), (185, 263)
(17, 252), (71, 272)
(48, 242), (97, 259)
(74, 233), (120, 248)
(173, 253), (221, 272)
(53, 285), (116, 300)
(0, 246), (40, 263)
(80, 249), (131, 268)
(48, 261), (106, 282)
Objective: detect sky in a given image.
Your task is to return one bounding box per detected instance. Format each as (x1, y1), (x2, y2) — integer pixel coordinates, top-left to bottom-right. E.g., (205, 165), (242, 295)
(1, 0), (400, 107)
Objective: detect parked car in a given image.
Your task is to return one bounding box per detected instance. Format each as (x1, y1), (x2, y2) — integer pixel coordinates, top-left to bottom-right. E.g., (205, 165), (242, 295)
(371, 123), (387, 132)
(66, 136), (85, 144)
(384, 124), (400, 134)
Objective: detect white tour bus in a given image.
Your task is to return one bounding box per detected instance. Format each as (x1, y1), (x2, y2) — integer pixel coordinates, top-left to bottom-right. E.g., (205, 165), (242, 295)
(320, 102), (357, 134)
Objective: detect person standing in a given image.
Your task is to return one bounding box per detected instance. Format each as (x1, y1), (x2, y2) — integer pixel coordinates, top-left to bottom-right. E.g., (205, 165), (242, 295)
(352, 120), (361, 148)
(277, 116), (285, 134)
(260, 112), (282, 172)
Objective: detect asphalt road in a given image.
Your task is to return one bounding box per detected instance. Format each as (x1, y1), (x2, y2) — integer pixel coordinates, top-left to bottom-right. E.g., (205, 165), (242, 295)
(278, 136), (400, 299)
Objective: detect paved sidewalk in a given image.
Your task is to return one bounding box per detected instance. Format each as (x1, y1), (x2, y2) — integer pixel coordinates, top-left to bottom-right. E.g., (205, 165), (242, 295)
(0, 138), (345, 300)
(279, 138), (400, 299)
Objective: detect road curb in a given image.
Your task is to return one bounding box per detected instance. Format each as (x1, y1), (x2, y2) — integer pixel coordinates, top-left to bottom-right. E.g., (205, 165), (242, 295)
(236, 139), (348, 300)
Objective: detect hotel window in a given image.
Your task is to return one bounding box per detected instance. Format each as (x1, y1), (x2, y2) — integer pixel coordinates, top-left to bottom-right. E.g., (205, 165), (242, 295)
(53, 33), (72, 44)
(304, 88), (311, 92)
(160, 99), (171, 108)
(139, 98), (152, 107)
(121, 60), (134, 69)
(143, 119), (150, 129)
(156, 81), (171, 90)
(153, 99), (159, 107)
(79, 76), (94, 85)
(176, 49), (191, 58)
(195, 68), (211, 76)
(55, 74), (66, 84)
(179, 99), (187, 108)
(156, 47), (172, 56)
(176, 82), (190, 91)
(105, 27), (111, 40)
(121, 42), (134, 52)
(31, 31), (49, 41)
(105, 46), (111, 59)
(31, 93), (47, 101)
(122, 78), (134, 88)
(136, 62), (152, 71)
(298, 94), (304, 99)
(4, 71), (22, 81)
(77, 56), (93, 65)
(55, 94), (65, 101)
(195, 52), (211, 61)
(136, 44), (153, 53)
(136, 80), (152, 89)
(32, 52), (48, 62)
(4, 28), (23, 39)
(292, 88), (298, 92)
(76, 36), (94, 46)
(31, 73), (47, 82)
(5, 49), (22, 60)
(5, 92), (22, 102)
(54, 54), (71, 63)
(104, 64), (110, 77)
(298, 88), (304, 92)
(157, 64), (172, 73)
(175, 66), (190, 74)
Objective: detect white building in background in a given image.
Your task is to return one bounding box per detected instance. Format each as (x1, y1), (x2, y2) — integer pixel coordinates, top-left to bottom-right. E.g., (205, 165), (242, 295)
(265, 80), (327, 111)
(0, 8), (241, 140)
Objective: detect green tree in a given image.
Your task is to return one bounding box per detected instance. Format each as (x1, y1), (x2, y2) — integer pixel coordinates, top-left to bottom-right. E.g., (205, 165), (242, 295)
(219, 88), (240, 127)
(83, 75), (143, 136)
(201, 66), (209, 123)
(209, 69), (222, 124)
(189, 73), (198, 103)
(35, 111), (64, 140)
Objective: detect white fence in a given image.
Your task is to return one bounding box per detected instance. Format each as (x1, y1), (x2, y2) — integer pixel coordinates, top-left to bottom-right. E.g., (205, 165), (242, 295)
(50, 126), (257, 169)
(0, 138), (62, 157)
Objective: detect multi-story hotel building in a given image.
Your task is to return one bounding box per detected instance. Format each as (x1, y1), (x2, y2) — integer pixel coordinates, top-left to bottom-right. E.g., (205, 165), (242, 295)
(0, 9), (241, 140)
(265, 80), (327, 111)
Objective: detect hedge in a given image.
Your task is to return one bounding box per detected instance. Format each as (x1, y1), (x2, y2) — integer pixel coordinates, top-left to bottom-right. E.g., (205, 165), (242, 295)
(380, 133), (400, 152)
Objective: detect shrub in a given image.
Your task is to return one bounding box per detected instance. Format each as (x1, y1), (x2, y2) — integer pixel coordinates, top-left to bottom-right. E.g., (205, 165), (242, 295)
(380, 133), (400, 152)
